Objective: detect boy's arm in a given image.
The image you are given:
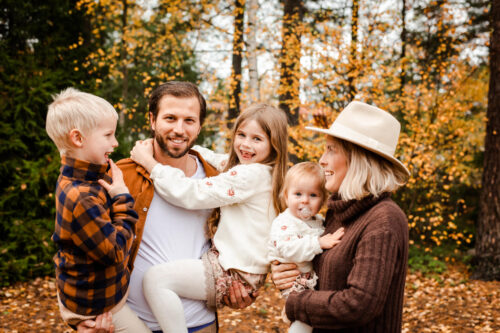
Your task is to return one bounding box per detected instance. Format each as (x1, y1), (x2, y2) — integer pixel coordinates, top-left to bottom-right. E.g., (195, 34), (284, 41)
(192, 145), (229, 172)
(70, 193), (137, 266)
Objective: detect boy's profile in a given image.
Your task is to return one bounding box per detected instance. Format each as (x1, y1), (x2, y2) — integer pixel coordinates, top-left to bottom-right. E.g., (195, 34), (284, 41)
(46, 88), (142, 331)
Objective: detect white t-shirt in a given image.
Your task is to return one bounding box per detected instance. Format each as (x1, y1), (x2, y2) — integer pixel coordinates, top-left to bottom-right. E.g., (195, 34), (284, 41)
(127, 156), (215, 331)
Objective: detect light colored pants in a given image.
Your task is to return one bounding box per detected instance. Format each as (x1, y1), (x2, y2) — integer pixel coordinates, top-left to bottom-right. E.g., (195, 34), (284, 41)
(289, 320), (313, 333)
(57, 291), (150, 332)
(143, 259), (209, 333)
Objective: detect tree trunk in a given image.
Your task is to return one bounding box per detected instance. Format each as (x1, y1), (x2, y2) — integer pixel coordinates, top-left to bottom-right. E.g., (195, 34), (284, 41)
(347, 0), (359, 101)
(228, 0), (245, 123)
(247, 0), (259, 103)
(278, 0), (304, 127)
(472, 0), (500, 281)
(120, 0), (129, 128)
(400, 0), (407, 93)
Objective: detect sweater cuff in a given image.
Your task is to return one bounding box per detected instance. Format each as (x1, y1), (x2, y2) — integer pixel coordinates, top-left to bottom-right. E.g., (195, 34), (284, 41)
(285, 292), (299, 323)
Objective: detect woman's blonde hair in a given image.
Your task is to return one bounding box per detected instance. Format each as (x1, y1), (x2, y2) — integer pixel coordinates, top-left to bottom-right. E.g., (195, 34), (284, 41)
(206, 104), (289, 238)
(334, 138), (408, 200)
(280, 162), (327, 209)
(46, 87), (117, 155)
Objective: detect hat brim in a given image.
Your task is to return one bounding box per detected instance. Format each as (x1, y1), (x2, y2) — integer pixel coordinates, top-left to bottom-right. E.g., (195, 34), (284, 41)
(306, 126), (411, 177)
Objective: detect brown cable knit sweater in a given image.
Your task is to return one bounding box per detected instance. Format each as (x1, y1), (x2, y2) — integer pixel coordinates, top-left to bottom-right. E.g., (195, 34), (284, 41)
(286, 193), (408, 332)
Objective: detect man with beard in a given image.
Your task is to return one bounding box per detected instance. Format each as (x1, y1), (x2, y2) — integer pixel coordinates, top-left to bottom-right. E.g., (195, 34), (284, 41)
(109, 82), (252, 332)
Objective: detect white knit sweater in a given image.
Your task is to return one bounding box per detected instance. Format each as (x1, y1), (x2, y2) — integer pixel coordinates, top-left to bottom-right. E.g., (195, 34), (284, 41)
(267, 208), (324, 273)
(150, 146), (276, 274)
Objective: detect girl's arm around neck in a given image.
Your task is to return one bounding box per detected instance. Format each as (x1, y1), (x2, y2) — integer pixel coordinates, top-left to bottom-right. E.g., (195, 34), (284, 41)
(150, 162), (271, 210)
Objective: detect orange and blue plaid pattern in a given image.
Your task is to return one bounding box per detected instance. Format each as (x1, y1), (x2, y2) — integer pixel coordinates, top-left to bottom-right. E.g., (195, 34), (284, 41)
(52, 156), (137, 316)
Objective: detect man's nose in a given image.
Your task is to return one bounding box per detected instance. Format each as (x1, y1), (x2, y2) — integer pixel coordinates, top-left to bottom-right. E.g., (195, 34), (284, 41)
(173, 120), (184, 134)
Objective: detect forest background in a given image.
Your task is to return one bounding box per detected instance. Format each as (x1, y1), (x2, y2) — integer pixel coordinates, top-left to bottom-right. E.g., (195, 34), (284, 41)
(0, 0), (498, 287)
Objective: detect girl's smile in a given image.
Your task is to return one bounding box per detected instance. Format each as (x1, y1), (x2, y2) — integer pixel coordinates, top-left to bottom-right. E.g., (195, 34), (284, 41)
(234, 119), (271, 164)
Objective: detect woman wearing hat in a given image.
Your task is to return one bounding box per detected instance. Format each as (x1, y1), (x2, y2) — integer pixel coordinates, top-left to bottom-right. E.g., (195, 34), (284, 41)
(272, 101), (410, 332)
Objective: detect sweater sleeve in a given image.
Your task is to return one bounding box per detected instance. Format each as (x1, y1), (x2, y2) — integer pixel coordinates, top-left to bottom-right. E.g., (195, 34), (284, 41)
(269, 215), (323, 263)
(70, 193), (137, 266)
(150, 162), (267, 209)
(285, 228), (400, 329)
(192, 145), (229, 172)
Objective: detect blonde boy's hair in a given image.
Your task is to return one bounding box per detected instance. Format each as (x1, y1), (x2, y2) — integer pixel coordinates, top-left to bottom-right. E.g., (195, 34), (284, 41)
(334, 138), (408, 200)
(280, 162), (327, 209)
(46, 88), (118, 155)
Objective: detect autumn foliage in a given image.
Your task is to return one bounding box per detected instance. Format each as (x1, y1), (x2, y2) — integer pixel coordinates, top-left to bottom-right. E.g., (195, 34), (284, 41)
(0, 0), (491, 284)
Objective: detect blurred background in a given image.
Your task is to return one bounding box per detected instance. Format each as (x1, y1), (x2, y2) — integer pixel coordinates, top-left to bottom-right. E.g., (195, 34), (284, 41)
(0, 0), (497, 286)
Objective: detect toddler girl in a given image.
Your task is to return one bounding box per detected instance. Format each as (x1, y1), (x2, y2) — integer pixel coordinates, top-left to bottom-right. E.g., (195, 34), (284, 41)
(130, 103), (288, 332)
(268, 162), (344, 333)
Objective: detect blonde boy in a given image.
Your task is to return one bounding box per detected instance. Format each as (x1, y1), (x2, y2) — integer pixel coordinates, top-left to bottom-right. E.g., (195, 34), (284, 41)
(46, 88), (147, 332)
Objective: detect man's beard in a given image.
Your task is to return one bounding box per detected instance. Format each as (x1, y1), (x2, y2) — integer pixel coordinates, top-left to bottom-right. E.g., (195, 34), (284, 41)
(155, 132), (195, 158)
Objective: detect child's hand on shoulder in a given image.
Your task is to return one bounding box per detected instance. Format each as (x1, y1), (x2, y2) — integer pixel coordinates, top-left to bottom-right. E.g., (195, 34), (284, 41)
(319, 227), (345, 249)
(98, 159), (129, 198)
(130, 138), (157, 172)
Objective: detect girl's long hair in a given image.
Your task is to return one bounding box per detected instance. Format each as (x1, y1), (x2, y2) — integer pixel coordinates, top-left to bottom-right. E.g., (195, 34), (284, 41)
(206, 103), (289, 238)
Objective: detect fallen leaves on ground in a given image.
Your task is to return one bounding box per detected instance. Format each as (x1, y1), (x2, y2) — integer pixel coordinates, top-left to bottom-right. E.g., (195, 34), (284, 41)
(0, 265), (498, 332)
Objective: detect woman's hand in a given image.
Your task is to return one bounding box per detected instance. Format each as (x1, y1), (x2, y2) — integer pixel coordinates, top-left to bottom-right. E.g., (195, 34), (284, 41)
(98, 160), (129, 198)
(130, 138), (157, 173)
(270, 261), (300, 290)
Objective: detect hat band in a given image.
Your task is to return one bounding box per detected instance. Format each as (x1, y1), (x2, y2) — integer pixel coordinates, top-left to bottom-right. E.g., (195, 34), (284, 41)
(331, 122), (396, 156)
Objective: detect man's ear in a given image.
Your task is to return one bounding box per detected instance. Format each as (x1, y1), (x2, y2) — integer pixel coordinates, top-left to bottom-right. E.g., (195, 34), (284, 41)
(149, 112), (155, 131)
(69, 129), (84, 148)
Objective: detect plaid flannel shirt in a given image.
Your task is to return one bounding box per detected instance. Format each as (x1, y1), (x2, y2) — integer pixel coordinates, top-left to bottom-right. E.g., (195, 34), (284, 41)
(52, 156), (137, 316)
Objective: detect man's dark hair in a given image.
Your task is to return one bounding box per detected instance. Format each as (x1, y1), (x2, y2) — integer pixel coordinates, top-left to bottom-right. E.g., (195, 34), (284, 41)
(148, 81), (207, 125)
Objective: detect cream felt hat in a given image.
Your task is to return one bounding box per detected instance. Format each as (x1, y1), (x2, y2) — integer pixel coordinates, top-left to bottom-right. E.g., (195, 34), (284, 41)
(306, 101), (410, 177)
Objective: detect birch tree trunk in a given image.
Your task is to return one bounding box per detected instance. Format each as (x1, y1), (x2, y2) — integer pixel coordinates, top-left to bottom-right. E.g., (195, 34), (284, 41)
(247, 0), (259, 103)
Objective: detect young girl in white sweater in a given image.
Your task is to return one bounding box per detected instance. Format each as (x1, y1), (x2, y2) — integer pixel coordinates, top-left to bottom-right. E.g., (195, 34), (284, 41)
(268, 162), (344, 333)
(130, 103), (288, 332)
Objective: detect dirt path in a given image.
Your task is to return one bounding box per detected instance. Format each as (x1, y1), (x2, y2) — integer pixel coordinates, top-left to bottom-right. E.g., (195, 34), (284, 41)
(1, 265), (498, 332)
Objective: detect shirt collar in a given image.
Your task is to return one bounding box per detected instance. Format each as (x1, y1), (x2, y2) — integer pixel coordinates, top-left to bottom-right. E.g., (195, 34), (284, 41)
(61, 156), (109, 182)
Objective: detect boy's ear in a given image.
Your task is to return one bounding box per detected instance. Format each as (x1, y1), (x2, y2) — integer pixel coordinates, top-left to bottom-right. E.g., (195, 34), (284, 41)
(69, 129), (84, 148)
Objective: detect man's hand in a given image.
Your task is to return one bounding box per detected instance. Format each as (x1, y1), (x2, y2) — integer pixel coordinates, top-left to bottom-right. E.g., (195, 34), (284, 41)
(99, 159), (129, 198)
(130, 139), (158, 173)
(223, 281), (257, 309)
(319, 227), (344, 250)
(270, 261), (300, 290)
(77, 312), (114, 333)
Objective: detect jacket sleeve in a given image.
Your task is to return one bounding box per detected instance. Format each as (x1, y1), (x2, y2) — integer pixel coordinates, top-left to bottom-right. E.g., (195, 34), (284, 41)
(192, 145), (229, 172)
(70, 193), (137, 266)
(269, 216), (323, 263)
(285, 228), (400, 329)
(150, 163), (266, 209)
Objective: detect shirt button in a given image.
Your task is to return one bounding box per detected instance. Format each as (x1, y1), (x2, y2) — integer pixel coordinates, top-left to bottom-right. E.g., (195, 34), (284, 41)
(143, 207), (148, 212)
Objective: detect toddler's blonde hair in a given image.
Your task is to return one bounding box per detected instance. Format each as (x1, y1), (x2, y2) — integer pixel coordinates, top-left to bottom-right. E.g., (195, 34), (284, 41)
(46, 88), (117, 155)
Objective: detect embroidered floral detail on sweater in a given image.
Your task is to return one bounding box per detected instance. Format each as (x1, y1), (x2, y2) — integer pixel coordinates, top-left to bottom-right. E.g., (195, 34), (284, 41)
(230, 170), (237, 176)
(228, 188), (235, 196)
(206, 181), (213, 186)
